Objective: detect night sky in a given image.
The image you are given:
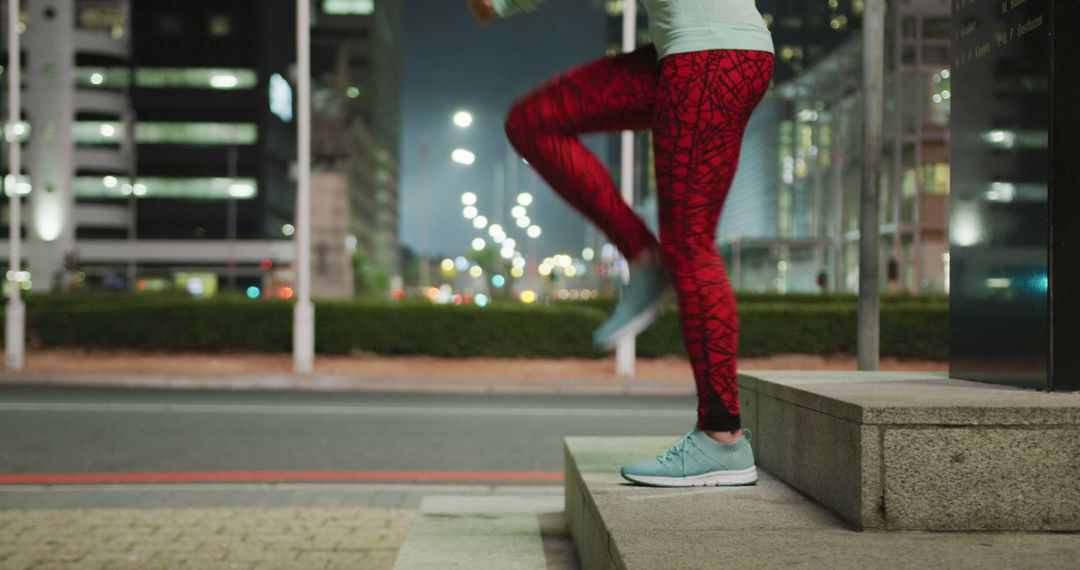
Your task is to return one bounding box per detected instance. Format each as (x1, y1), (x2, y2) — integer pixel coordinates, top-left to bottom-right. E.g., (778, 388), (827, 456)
(400, 0), (609, 262)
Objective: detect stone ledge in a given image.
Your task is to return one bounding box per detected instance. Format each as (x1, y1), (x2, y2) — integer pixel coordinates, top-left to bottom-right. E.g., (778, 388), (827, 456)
(565, 437), (1080, 570)
(739, 371), (1080, 530)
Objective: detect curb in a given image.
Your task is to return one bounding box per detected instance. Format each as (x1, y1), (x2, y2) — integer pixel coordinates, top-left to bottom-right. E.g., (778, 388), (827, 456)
(0, 373), (696, 396)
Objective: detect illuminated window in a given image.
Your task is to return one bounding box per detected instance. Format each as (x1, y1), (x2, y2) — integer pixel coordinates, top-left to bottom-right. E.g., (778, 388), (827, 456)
(604, 0), (625, 16)
(73, 122), (258, 145)
(74, 177), (258, 200)
(208, 15), (231, 36)
(76, 67), (131, 88)
(323, 0), (374, 15)
(77, 5), (123, 36)
(136, 68), (257, 89)
(137, 122), (258, 145)
(75, 67), (257, 90)
(923, 163), (950, 195)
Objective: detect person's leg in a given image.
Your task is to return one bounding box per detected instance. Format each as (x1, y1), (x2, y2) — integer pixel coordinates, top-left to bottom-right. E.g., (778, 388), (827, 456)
(504, 45), (660, 261)
(652, 50), (774, 435)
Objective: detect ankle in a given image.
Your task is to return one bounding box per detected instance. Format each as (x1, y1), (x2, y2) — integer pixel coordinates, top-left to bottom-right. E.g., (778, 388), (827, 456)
(630, 246), (661, 266)
(704, 429), (743, 445)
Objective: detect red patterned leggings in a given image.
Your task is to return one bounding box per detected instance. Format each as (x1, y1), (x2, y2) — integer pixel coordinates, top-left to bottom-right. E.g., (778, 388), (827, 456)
(505, 45), (774, 431)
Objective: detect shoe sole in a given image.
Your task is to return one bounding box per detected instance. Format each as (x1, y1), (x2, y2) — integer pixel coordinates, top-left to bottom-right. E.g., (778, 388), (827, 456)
(595, 298), (663, 350)
(621, 466), (758, 487)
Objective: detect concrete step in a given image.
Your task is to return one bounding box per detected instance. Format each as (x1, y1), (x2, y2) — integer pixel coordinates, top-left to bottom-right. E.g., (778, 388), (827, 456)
(566, 436), (1080, 570)
(392, 495), (578, 570)
(738, 371), (1080, 530)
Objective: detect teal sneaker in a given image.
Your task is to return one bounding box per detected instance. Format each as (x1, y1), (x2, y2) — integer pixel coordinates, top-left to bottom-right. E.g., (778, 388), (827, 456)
(620, 430), (758, 487)
(593, 260), (669, 349)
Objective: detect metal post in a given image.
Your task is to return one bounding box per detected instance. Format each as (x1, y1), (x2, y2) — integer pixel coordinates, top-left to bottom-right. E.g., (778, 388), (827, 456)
(912, 15), (924, 293)
(732, 238), (742, 291)
(891, 9), (903, 293)
(293, 0), (314, 374)
(226, 145), (238, 292)
(858, 0), (885, 371)
(832, 106), (846, 292)
(5, 0), (24, 371)
(125, 107), (138, 289)
(418, 138), (429, 287)
(493, 163), (504, 230)
(615, 0), (637, 378)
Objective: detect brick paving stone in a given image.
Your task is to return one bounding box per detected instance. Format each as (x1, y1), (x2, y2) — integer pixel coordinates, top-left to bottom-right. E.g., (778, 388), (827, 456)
(0, 507), (414, 569)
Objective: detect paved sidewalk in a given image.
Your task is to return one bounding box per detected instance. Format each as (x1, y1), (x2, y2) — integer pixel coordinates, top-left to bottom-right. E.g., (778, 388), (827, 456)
(0, 484), (564, 569)
(0, 507), (412, 569)
(0, 350), (946, 396)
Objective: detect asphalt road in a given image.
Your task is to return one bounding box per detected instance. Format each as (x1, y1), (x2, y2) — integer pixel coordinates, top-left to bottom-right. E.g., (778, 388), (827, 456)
(0, 386), (696, 475)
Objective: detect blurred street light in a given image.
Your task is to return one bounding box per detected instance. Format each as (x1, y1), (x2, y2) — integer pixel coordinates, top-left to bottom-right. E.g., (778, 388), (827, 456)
(463, 205), (478, 219)
(452, 148), (476, 165)
(454, 111), (474, 128)
(473, 215), (488, 229)
(511, 205), (526, 218)
(517, 192), (533, 206)
(471, 237), (486, 251)
(461, 192), (477, 205)
(527, 225), (541, 238)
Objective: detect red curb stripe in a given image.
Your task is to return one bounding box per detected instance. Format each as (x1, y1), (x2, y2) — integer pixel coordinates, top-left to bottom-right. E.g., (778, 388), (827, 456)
(0, 470), (565, 485)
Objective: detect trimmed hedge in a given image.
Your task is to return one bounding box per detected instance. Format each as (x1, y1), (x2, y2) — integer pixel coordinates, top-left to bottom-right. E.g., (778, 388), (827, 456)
(9, 295), (948, 360)
(637, 302), (948, 361)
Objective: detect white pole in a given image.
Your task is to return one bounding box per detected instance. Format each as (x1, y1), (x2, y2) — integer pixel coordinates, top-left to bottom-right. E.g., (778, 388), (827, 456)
(293, 0), (314, 373)
(615, 0), (637, 378)
(6, 0), (25, 372)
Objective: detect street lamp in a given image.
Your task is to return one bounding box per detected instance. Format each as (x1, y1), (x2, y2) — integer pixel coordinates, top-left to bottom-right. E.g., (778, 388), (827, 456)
(452, 148), (476, 165)
(517, 192), (533, 206)
(461, 192), (477, 205)
(454, 111), (473, 128)
(527, 225), (541, 238)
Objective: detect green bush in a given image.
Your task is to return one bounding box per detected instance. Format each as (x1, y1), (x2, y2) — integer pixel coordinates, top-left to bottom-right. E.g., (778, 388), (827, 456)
(10, 294), (948, 360)
(637, 301), (948, 360)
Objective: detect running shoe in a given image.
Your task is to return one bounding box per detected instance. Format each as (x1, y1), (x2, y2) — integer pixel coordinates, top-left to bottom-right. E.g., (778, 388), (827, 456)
(620, 429), (758, 487)
(592, 260), (669, 349)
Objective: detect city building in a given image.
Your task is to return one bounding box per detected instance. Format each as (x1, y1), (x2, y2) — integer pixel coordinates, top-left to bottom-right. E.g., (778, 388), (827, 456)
(717, 0), (952, 294)
(312, 0), (402, 296)
(757, 0), (864, 82)
(1, 0), (402, 297)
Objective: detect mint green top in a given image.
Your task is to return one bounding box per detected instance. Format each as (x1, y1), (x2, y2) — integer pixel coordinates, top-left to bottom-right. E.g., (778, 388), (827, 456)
(491, 0), (774, 60)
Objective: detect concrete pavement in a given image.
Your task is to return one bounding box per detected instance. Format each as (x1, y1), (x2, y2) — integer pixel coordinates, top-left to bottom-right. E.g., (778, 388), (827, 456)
(0, 484), (566, 569)
(0, 506), (413, 569)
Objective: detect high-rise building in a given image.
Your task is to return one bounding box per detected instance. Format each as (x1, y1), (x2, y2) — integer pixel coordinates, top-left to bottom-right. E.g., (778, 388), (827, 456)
(312, 0), (402, 293)
(1, 0), (402, 296)
(757, 0), (864, 82)
(718, 0), (952, 294)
